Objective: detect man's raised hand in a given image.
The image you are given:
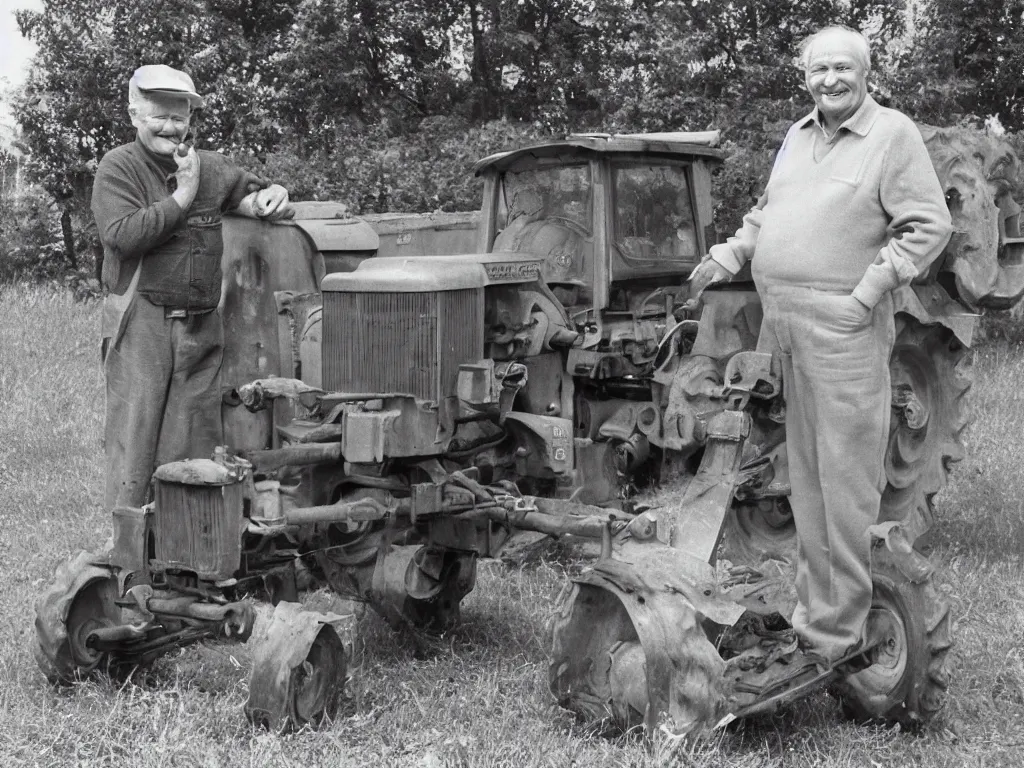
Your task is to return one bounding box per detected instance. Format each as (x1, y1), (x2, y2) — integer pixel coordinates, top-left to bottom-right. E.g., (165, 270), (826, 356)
(236, 184), (293, 220)
(171, 145), (200, 210)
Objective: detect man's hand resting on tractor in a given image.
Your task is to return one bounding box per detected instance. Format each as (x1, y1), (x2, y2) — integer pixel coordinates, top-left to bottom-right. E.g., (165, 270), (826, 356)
(235, 183), (293, 220)
(686, 257), (733, 303)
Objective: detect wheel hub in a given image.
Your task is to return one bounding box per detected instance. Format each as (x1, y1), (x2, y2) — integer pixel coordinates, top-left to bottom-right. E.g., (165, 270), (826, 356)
(862, 607), (908, 691)
(70, 616), (112, 667)
(66, 578), (120, 669)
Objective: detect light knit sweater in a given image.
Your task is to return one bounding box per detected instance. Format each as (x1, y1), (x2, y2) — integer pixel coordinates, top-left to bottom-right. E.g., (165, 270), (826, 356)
(709, 96), (952, 308)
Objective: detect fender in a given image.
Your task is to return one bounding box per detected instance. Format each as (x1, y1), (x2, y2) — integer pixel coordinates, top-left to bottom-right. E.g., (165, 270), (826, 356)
(894, 283), (977, 348)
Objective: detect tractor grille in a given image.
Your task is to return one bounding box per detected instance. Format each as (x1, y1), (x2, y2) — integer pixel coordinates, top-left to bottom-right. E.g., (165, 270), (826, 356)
(322, 289), (484, 401)
(152, 480), (244, 581)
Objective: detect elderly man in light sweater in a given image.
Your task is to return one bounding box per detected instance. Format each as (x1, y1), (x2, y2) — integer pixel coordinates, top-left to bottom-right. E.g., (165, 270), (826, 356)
(689, 27), (951, 669)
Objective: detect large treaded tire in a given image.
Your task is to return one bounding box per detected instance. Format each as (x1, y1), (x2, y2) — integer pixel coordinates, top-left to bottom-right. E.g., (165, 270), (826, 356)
(721, 315), (969, 563)
(881, 316), (970, 542)
(720, 499), (798, 566)
(34, 550), (122, 684)
(830, 544), (953, 729)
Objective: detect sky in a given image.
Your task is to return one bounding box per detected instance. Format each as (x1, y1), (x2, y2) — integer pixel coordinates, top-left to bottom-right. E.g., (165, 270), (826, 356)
(0, 0), (42, 145)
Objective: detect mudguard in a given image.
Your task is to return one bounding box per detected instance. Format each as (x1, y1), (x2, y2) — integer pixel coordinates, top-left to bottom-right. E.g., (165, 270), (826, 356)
(895, 283), (976, 348)
(550, 546), (743, 735)
(245, 601), (349, 732)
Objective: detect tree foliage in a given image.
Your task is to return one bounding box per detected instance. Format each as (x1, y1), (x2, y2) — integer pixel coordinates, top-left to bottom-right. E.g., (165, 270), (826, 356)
(6, 0), (1024, 277)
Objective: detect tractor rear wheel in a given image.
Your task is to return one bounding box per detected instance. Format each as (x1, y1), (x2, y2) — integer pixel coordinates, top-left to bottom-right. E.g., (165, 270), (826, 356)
(720, 315), (969, 564)
(881, 316), (970, 543)
(34, 550), (122, 684)
(720, 499), (797, 566)
(829, 545), (953, 729)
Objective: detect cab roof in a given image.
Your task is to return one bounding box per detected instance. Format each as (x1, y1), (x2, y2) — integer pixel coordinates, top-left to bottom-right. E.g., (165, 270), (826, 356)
(473, 130), (728, 175)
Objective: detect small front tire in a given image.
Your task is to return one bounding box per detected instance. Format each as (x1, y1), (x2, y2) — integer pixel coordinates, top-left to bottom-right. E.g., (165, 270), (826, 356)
(830, 544), (953, 730)
(34, 550), (122, 684)
(245, 602), (348, 732)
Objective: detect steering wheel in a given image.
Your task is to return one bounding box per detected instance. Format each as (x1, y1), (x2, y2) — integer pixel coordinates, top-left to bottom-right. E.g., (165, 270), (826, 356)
(544, 216), (591, 239)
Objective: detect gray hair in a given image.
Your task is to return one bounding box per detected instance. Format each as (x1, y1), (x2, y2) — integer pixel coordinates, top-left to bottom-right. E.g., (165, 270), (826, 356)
(798, 26), (871, 73)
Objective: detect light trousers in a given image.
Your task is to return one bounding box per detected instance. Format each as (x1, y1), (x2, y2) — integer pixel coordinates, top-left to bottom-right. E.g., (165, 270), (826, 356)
(756, 285), (894, 661)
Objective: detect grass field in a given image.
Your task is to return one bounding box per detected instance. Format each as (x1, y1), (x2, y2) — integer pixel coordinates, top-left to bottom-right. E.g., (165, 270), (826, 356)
(0, 284), (1021, 767)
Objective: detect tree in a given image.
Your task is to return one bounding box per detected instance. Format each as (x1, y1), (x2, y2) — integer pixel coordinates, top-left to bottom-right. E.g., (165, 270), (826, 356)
(880, 0), (1024, 130)
(10, 0), (998, 273)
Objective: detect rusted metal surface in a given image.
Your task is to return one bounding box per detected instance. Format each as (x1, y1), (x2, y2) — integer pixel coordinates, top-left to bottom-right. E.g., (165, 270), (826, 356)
(151, 455), (251, 486)
(283, 496), (392, 526)
(361, 210), (480, 259)
(549, 405), (751, 736)
(245, 601), (350, 732)
(469, 507), (622, 539)
(152, 459), (249, 581)
(550, 555), (735, 735)
(244, 442), (344, 471)
(33, 549), (262, 683)
(669, 409), (750, 564)
(237, 377), (324, 413)
(220, 216), (324, 452)
(369, 545), (477, 630)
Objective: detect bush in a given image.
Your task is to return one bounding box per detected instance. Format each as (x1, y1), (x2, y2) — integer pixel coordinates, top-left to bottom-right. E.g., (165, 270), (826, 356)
(0, 186), (63, 282)
(235, 118), (551, 215)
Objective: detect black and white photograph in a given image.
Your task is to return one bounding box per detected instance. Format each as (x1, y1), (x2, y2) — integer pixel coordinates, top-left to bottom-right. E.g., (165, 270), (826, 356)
(0, 2), (1020, 765)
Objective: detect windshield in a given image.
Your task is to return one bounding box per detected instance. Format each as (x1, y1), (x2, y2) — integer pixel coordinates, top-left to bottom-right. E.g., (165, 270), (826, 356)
(493, 164), (593, 295)
(613, 163), (697, 263)
(497, 165), (592, 233)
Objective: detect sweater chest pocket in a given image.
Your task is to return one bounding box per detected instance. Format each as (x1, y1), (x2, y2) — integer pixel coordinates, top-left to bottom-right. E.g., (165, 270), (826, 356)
(827, 146), (868, 188)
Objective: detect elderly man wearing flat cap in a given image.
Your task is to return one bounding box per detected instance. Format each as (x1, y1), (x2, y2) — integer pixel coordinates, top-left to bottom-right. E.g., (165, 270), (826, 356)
(92, 64), (292, 509)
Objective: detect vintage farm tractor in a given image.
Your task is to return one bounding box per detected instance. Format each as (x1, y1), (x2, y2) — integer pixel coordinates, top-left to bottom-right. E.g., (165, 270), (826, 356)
(35, 126), (1023, 734)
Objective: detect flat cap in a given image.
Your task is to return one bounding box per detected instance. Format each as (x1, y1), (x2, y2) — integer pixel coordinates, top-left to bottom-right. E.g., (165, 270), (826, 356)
(130, 64), (205, 108)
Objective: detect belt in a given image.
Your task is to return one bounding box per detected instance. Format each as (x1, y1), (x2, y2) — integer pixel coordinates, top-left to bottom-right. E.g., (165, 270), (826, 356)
(164, 306), (215, 319)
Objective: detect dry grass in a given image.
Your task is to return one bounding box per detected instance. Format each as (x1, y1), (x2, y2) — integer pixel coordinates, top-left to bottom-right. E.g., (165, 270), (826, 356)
(0, 283), (1021, 767)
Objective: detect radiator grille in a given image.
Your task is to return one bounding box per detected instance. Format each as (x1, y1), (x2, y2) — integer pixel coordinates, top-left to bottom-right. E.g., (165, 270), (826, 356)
(323, 289), (484, 400)
(153, 481), (244, 580)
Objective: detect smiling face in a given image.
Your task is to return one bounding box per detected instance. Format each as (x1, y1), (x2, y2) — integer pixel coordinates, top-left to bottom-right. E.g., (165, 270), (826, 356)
(804, 30), (869, 130)
(130, 92), (192, 156)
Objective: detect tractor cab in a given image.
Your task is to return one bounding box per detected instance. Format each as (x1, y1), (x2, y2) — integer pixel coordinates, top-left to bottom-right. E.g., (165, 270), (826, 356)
(474, 132), (726, 313)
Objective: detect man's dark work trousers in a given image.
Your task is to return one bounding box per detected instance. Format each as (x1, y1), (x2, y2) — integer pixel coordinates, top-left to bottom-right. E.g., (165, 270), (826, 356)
(104, 295), (224, 509)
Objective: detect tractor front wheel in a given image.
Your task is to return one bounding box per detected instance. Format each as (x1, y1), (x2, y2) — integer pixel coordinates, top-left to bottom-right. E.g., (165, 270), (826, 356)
(246, 601), (348, 732)
(34, 550), (123, 684)
(829, 544), (953, 729)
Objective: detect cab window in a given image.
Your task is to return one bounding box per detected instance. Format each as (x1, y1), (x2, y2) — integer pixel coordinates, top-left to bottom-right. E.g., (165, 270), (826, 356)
(497, 165), (592, 232)
(613, 163), (697, 264)
(494, 164), (593, 299)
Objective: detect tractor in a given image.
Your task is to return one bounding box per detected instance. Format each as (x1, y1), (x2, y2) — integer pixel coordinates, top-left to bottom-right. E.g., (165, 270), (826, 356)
(35, 126), (1022, 735)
